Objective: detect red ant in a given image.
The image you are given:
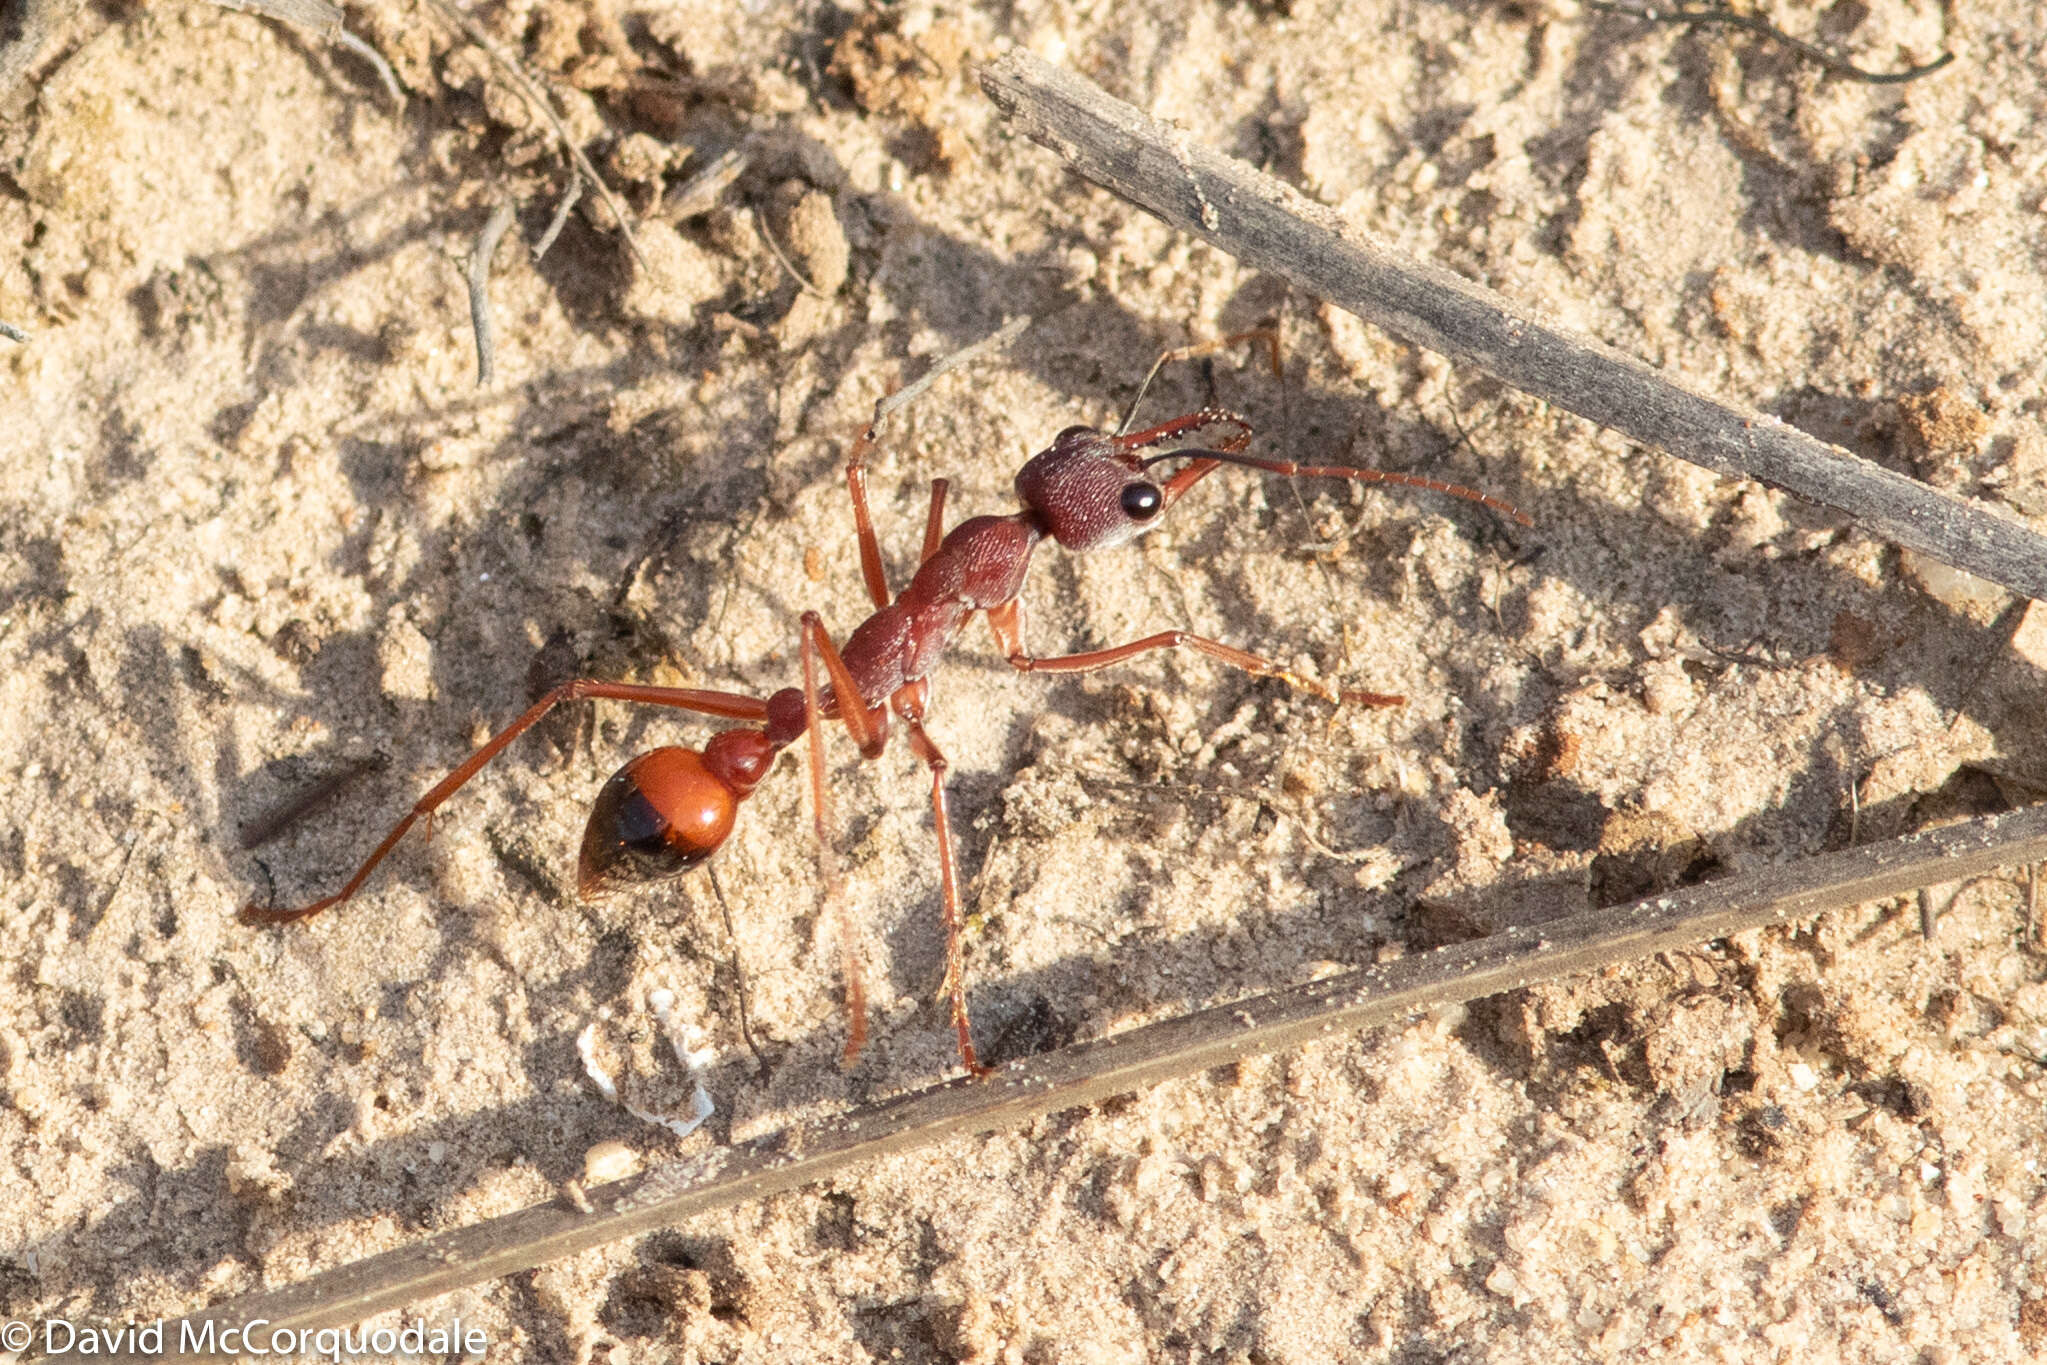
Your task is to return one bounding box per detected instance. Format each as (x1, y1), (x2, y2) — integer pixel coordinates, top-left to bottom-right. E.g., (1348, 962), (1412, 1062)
(245, 332), (1526, 1077)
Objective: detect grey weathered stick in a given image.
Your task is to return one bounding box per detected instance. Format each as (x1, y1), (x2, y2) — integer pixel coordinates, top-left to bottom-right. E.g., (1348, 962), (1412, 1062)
(0, 320), (25, 343)
(979, 50), (2047, 603)
(466, 200), (516, 386)
(138, 803), (2047, 1359)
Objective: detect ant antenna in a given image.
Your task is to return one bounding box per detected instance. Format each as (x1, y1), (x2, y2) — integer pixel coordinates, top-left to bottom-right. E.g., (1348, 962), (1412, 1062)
(1116, 348), (1177, 437)
(1117, 328), (1285, 438)
(1142, 447), (1532, 526)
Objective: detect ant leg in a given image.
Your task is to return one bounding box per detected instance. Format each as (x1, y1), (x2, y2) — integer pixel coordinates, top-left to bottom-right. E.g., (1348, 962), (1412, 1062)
(920, 478), (949, 565)
(845, 426), (948, 605)
(891, 681), (987, 1077)
(985, 599), (1404, 709)
(797, 611), (890, 1064)
(843, 422), (893, 610)
(244, 681), (774, 923)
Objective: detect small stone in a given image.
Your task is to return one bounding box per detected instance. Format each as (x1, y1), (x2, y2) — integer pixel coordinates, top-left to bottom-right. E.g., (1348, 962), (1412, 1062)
(783, 188), (850, 296)
(620, 221), (727, 327)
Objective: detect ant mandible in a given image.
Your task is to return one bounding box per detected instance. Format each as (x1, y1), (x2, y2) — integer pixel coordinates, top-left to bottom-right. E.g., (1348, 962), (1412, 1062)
(245, 331), (1528, 1078)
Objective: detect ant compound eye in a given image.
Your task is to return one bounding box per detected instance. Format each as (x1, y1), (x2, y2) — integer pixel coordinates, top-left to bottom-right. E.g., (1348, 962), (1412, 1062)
(1121, 482), (1163, 520)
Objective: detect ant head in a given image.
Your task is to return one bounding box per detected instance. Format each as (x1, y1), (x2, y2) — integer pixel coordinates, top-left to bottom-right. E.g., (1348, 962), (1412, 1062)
(1014, 425), (1168, 552)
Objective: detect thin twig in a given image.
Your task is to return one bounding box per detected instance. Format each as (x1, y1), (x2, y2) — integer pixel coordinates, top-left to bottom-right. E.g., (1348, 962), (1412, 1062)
(466, 200), (517, 386)
(421, 0), (649, 275)
(758, 214), (826, 297)
(872, 314), (1031, 428)
(2029, 863), (2040, 953)
(0, 320), (25, 343)
(152, 803), (2047, 1349)
(978, 52), (2047, 604)
(1584, 1), (1954, 85)
(330, 25), (404, 105)
(532, 175), (582, 263)
(204, 0), (403, 104)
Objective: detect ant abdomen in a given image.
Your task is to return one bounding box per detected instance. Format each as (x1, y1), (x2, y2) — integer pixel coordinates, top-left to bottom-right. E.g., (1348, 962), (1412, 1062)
(577, 748), (736, 897)
(577, 728), (777, 899)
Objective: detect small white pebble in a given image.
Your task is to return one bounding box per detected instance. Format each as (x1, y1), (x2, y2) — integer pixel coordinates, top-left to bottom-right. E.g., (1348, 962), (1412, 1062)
(577, 1024), (619, 1101)
(1788, 1062), (1818, 1092)
(584, 1139), (639, 1185)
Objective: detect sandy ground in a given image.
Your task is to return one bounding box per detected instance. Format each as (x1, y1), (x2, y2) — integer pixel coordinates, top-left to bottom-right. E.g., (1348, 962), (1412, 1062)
(6, 0), (2047, 1360)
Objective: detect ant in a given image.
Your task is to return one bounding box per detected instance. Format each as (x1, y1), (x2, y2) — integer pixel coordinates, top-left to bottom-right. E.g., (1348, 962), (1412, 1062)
(245, 331), (1527, 1078)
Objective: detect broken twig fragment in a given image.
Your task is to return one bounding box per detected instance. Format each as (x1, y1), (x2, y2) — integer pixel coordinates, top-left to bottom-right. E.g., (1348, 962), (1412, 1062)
(329, 26), (403, 103)
(532, 176), (582, 263)
(466, 200), (517, 386)
(207, 0), (403, 103)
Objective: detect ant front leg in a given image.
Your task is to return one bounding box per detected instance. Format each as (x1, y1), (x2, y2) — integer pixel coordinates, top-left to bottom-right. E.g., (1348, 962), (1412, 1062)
(244, 681), (775, 923)
(1118, 327), (1283, 438)
(842, 422), (894, 610)
(842, 421), (951, 596)
(984, 599), (1404, 709)
(920, 478), (949, 566)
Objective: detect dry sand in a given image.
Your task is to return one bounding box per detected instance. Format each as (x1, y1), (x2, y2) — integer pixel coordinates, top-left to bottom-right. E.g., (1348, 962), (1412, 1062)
(5, 0), (2047, 1360)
